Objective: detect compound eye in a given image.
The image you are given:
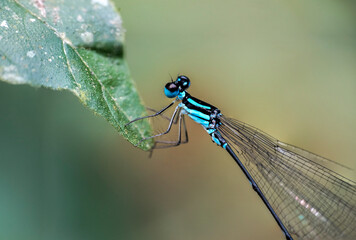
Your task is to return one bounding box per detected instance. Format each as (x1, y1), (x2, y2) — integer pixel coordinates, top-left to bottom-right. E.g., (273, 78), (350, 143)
(177, 75), (190, 90)
(164, 82), (179, 98)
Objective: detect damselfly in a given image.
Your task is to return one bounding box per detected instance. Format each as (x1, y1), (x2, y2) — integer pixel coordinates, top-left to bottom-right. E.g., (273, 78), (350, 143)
(126, 75), (356, 240)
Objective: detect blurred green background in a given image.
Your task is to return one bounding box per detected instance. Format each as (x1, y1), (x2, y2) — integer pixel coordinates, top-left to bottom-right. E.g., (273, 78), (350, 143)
(1, 0), (355, 240)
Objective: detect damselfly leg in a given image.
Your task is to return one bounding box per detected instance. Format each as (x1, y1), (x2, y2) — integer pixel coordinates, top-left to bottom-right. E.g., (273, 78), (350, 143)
(127, 103), (189, 148)
(153, 112), (189, 148)
(125, 100), (176, 126)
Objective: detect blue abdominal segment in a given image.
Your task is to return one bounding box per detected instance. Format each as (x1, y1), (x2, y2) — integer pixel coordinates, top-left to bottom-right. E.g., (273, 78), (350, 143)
(211, 133), (222, 146)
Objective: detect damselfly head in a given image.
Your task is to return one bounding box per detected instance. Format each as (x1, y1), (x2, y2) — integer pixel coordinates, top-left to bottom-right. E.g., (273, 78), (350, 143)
(176, 75), (190, 91)
(164, 75), (190, 98)
(164, 82), (179, 98)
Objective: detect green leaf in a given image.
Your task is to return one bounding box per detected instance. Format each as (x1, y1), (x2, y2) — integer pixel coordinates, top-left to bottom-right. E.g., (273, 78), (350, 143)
(0, 0), (153, 150)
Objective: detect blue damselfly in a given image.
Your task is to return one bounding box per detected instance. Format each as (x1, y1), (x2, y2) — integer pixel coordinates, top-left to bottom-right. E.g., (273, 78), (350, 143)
(126, 75), (356, 240)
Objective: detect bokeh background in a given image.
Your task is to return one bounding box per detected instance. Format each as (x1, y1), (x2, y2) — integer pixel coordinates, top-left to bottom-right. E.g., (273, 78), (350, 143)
(1, 0), (355, 240)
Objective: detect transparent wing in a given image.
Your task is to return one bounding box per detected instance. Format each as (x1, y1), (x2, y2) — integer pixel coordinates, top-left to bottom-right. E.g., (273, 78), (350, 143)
(219, 116), (356, 240)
